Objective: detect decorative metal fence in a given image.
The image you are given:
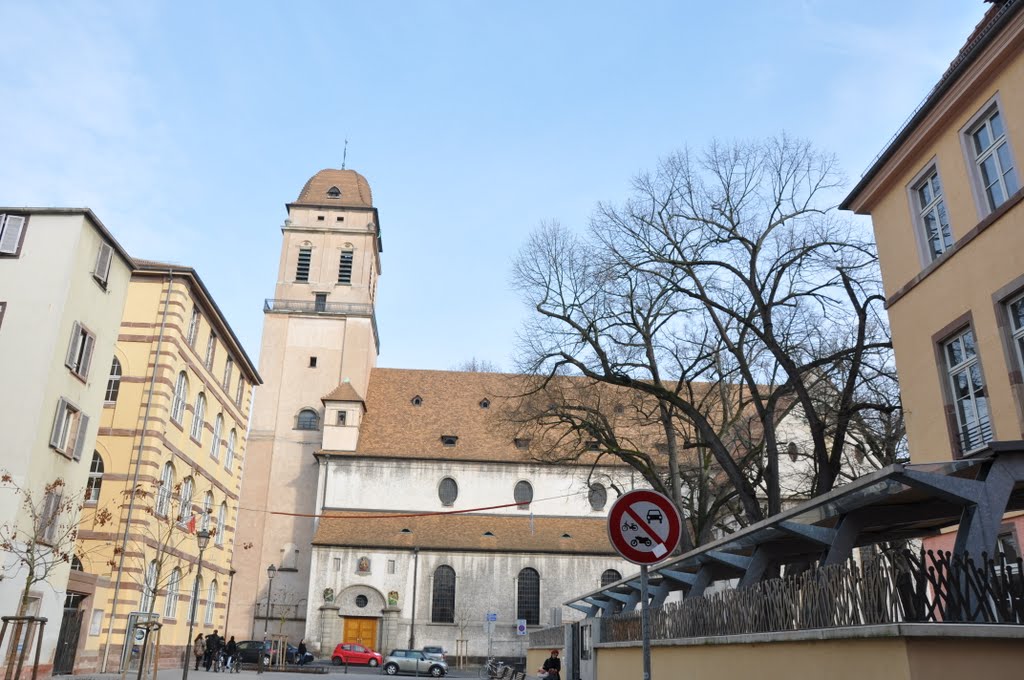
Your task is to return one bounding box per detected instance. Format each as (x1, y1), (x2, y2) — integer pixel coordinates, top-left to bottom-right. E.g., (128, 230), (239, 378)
(529, 626), (565, 648)
(600, 549), (1024, 643)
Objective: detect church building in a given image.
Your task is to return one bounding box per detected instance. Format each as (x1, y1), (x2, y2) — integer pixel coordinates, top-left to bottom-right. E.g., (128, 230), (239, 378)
(229, 170), (634, 659)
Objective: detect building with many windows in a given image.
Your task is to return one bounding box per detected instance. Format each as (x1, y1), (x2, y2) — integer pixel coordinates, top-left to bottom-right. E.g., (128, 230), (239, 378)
(841, 0), (1023, 553)
(0, 208), (134, 678)
(72, 261), (261, 673)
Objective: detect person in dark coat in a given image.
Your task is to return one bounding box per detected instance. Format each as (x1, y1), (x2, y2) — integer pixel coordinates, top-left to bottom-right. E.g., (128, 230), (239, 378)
(204, 630), (222, 671)
(297, 641), (307, 666)
(225, 636), (238, 671)
(541, 650), (561, 680)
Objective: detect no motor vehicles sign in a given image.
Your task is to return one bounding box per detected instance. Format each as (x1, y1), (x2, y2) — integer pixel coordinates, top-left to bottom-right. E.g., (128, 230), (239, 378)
(607, 489), (681, 565)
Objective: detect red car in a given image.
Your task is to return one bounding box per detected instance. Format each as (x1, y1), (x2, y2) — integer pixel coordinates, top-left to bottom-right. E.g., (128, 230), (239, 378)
(332, 643), (383, 667)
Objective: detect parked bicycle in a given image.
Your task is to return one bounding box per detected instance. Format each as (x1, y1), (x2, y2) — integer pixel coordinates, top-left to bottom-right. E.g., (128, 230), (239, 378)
(479, 657), (507, 679)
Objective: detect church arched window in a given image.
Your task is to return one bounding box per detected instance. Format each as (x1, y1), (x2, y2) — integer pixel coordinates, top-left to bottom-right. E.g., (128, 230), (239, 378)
(517, 568), (540, 626)
(600, 569), (621, 586)
(431, 565), (456, 623)
(296, 409), (320, 430)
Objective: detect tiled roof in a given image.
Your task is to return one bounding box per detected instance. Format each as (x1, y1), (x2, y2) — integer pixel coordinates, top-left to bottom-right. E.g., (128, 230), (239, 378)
(323, 381), (365, 403)
(338, 369), (625, 464)
(312, 511), (618, 554)
(292, 169), (373, 209)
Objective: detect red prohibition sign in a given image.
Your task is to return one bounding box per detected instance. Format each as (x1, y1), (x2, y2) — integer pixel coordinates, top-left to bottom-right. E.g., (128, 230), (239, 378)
(607, 490), (682, 565)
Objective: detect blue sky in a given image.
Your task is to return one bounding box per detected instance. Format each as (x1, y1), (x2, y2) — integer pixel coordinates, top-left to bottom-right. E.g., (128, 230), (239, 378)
(0, 1), (987, 372)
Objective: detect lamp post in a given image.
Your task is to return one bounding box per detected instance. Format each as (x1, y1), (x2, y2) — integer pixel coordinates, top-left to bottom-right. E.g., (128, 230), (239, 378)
(182, 529), (211, 680)
(263, 565), (277, 634)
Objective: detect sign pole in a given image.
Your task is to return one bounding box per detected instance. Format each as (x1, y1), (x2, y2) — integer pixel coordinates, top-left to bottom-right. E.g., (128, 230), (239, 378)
(640, 565), (651, 680)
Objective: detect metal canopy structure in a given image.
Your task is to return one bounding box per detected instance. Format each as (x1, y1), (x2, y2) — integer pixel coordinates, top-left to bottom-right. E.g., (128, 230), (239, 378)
(566, 443), (1024, 617)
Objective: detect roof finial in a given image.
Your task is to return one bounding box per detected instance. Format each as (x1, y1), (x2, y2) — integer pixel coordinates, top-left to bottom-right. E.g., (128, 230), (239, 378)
(342, 138), (349, 170)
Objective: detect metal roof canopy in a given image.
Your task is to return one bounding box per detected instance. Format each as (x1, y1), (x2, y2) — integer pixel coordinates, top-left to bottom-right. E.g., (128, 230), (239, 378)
(566, 442), (1024, 616)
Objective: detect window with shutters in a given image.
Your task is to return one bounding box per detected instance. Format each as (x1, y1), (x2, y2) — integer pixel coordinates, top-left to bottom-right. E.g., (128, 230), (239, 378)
(225, 430), (236, 471)
(431, 565), (456, 623)
(204, 332), (217, 370)
(191, 393), (206, 442)
(295, 247), (312, 282)
(105, 357), (122, 403)
(92, 241), (113, 287)
(171, 371), (189, 424)
(222, 358), (233, 391)
(516, 568), (540, 626)
(86, 452), (104, 503)
(186, 307), (201, 347)
(65, 322), (96, 380)
(338, 250), (354, 284)
(156, 462), (174, 517)
(50, 397), (88, 460)
(0, 213), (27, 256)
(39, 490), (63, 545)
(211, 414), (223, 460)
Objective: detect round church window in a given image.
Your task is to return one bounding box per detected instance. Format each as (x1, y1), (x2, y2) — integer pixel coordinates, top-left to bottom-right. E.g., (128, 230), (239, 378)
(355, 595), (368, 608)
(439, 477), (458, 506)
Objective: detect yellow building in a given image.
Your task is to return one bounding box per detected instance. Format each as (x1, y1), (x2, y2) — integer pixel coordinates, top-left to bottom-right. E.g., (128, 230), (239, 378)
(842, 0), (1023, 550)
(74, 261), (261, 673)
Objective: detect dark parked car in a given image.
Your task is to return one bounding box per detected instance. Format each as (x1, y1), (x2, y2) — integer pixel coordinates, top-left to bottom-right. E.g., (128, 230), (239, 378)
(235, 641), (313, 665)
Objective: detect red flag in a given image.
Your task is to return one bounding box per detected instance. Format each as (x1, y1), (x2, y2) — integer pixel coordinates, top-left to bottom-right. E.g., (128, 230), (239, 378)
(187, 514), (196, 534)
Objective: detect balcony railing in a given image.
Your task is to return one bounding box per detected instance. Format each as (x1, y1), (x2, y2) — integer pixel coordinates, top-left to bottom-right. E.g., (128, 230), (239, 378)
(264, 299), (380, 352)
(264, 298), (374, 316)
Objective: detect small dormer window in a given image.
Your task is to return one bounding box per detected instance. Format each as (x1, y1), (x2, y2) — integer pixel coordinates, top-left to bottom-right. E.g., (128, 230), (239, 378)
(337, 411), (347, 426)
(561, 533), (572, 539)
(613, 404), (625, 415)
(400, 528), (412, 534)
(479, 398), (490, 409)
(441, 435), (458, 447)
(327, 186), (341, 199)
(585, 440), (600, 451)
(411, 395), (423, 407)
(483, 531), (495, 537)
(514, 438), (531, 450)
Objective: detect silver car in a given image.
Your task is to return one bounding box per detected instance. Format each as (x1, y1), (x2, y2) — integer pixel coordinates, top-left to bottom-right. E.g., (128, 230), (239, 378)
(383, 649), (448, 677)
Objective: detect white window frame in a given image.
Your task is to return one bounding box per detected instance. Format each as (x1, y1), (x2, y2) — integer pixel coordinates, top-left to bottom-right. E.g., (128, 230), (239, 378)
(944, 327), (992, 454)
(49, 397), (88, 460)
(178, 476), (194, 525)
(907, 160), (954, 264)
(235, 380), (245, 409)
(1008, 293), (1024, 378)
(92, 242), (113, 287)
(201, 491), (213, 532)
(210, 414), (223, 460)
(225, 430), (236, 471)
(105, 357), (122, 403)
(86, 452), (104, 503)
(156, 462), (175, 517)
(204, 580), (217, 625)
(65, 321), (96, 380)
(0, 214), (26, 255)
(222, 358), (233, 391)
(216, 502), (226, 546)
(961, 94), (1020, 218)
(186, 307), (201, 347)
(190, 393), (206, 442)
(171, 371), (189, 424)
(188, 576), (202, 624)
(141, 560), (158, 613)
(163, 568), (181, 619)
(204, 332), (216, 370)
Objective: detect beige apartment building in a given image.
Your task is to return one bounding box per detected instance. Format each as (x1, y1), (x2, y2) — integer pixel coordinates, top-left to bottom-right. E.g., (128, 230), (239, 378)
(842, 0), (1024, 552)
(0, 208), (134, 678)
(72, 262), (261, 673)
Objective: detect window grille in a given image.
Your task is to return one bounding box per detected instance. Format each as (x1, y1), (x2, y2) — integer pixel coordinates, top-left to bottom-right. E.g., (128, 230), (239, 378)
(431, 565), (456, 623)
(600, 569), (621, 587)
(514, 480), (534, 508)
(588, 484), (607, 510)
(439, 477), (458, 505)
(297, 409), (320, 430)
(517, 568), (540, 625)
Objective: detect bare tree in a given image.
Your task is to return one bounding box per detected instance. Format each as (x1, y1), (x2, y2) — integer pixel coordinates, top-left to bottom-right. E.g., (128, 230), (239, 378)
(512, 136), (898, 537)
(0, 472), (112, 617)
(451, 357), (502, 373)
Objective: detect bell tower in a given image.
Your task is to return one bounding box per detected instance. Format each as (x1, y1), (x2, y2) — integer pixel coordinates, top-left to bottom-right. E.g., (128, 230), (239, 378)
(230, 169), (382, 642)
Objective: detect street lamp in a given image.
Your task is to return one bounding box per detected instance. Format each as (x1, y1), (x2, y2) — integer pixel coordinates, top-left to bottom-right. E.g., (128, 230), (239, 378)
(182, 529), (211, 680)
(263, 565), (276, 633)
